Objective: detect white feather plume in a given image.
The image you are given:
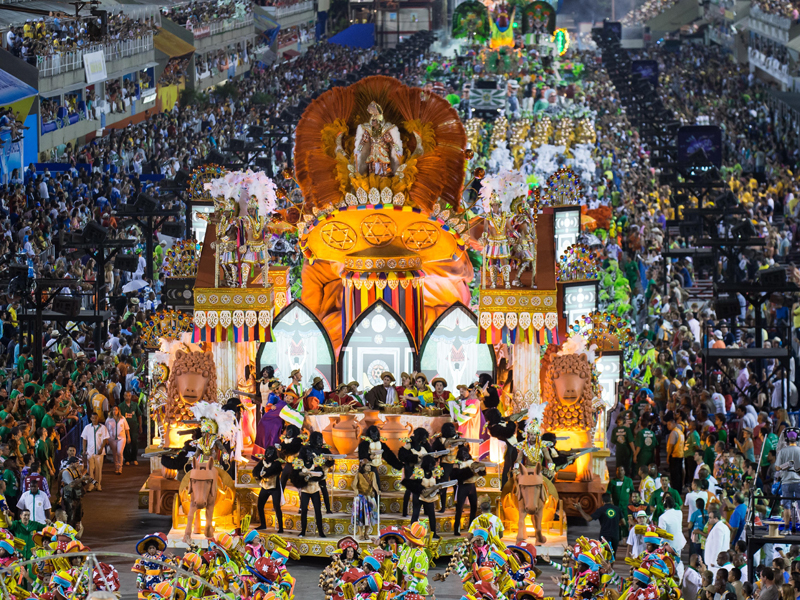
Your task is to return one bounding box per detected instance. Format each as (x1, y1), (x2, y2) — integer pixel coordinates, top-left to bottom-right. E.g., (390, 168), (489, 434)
(479, 169), (527, 213)
(191, 401), (237, 443)
(527, 403), (546, 426)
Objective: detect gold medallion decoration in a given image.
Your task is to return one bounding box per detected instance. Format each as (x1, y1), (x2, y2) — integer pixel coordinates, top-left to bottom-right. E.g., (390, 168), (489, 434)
(140, 310), (194, 349)
(320, 221), (357, 251)
(162, 240), (199, 278)
(361, 214), (397, 247)
(402, 222), (440, 250)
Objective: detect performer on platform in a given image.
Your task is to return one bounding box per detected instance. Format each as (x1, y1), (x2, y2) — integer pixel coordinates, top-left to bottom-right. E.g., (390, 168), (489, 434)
(290, 446), (327, 538)
(432, 422), (460, 512)
(328, 383), (353, 407)
(305, 431), (335, 514)
(347, 381), (367, 408)
(452, 444), (486, 535)
(430, 377), (456, 410)
(365, 372), (397, 408)
(402, 454), (442, 538)
(253, 446), (284, 533)
(285, 369), (304, 410)
(254, 380), (287, 450)
(351, 460), (380, 541)
(407, 373), (433, 412)
(397, 372), (414, 404)
(449, 384), (481, 438)
(305, 377), (326, 411)
(398, 427), (432, 517)
(358, 425), (402, 495)
(279, 423), (304, 489)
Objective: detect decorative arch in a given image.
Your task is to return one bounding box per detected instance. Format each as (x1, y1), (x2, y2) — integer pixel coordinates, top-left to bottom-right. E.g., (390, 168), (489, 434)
(418, 302), (496, 387)
(257, 300), (336, 391)
(338, 300), (417, 388)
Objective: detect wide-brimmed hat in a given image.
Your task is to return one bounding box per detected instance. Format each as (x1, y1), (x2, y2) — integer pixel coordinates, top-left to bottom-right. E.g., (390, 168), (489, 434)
(378, 525), (405, 544)
(311, 376), (323, 386)
(400, 372), (412, 381)
(135, 532), (167, 555)
(336, 536), (360, 554)
(431, 377), (447, 387)
(402, 522), (427, 546)
(269, 380), (282, 391)
(290, 369), (301, 378)
(413, 373), (428, 384)
(33, 525), (58, 547)
(380, 372), (395, 382)
(336, 383), (350, 392)
(348, 381), (360, 388)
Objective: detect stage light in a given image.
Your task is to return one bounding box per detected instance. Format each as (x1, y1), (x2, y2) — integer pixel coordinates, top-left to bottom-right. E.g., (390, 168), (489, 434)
(161, 222), (185, 238)
(135, 193), (159, 213)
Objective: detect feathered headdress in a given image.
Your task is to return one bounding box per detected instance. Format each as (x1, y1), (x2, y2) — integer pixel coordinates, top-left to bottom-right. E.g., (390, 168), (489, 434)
(191, 401), (237, 444)
(479, 169), (527, 213)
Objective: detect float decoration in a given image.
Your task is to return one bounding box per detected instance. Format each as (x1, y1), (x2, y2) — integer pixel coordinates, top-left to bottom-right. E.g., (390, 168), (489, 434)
(539, 167), (584, 207)
(452, 0), (491, 42)
(140, 309), (195, 349)
(521, 0), (556, 35)
(556, 243), (600, 282)
(162, 240), (200, 278)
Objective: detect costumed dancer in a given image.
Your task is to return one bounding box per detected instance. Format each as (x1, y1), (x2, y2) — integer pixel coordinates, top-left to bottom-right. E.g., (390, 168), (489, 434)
(254, 381), (286, 451)
(406, 373), (433, 412)
(290, 446), (327, 538)
(0, 537), (31, 598)
(432, 422), (461, 513)
(452, 444), (486, 535)
(430, 377), (456, 410)
(396, 522), (433, 595)
(305, 431), (335, 514)
(358, 425), (403, 496)
(243, 529), (266, 561)
(132, 532), (172, 592)
(450, 384), (480, 441)
(347, 381), (367, 408)
(396, 373), (414, 405)
(252, 446), (284, 533)
(398, 427), (432, 517)
(278, 423), (305, 491)
(351, 460), (380, 541)
(319, 536), (361, 600)
(284, 369), (304, 410)
(327, 384), (352, 407)
(402, 454), (443, 539)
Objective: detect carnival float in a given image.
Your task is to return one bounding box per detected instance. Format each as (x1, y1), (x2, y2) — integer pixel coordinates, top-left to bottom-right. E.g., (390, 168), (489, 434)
(135, 74), (628, 562)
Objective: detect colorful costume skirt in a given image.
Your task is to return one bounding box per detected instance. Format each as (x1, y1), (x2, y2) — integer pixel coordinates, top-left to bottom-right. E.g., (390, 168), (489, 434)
(352, 494), (378, 527)
(485, 240), (510, 259)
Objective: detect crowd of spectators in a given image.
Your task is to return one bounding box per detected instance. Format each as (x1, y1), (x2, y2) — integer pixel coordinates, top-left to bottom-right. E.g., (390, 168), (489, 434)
(622, 0), (679, 25)
(753, 0), (800, 23)
(4, 12), (157, 69)
(160, 0), (252, 30)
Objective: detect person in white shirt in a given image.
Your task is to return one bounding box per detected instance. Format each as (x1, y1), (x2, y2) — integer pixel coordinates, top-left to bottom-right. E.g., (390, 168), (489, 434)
(658, 496), (687, 579)
(626, 510), (650, 558)
(16, 480), (51, 524)
(710, 390), (726, 415)
(81, 412), (110, 491)
(704, 509), (731, 575)
(105, 406), (130, 475)
(681, 554), (704, 600)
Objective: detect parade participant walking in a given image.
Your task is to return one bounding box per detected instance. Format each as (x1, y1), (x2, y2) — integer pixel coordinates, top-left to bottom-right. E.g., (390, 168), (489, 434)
(105, 405), (129, 475)
(80, 412), (109, 491)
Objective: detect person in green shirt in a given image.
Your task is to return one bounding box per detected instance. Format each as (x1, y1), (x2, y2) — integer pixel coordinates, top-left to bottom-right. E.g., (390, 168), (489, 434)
(610, 413), (634, 475)
(15, 347), (29, 377)
(3, 457), (20, 502)
(608, 465), (635, 534)
(8, 509), (45, 560)
(760, 425), (778, 469)
(648, 475), (683, 521)
(714, 415), (728, 445)
(634, 415), (657, 469)
(34, 428), (54, 485)
(29, 395), (46, 427)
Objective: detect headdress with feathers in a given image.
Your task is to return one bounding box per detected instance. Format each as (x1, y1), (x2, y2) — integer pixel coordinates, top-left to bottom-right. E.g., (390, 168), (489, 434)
(191, 401), (237, 444)
(479, 169), (527, 213)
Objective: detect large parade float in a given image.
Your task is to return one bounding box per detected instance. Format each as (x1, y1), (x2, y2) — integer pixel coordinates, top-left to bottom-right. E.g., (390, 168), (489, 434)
(136, 71), (628, 560)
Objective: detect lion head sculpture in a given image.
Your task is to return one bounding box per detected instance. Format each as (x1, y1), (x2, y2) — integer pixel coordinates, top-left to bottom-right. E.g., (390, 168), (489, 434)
(541, 346), (595, 432)
(166, 349), (218, 423)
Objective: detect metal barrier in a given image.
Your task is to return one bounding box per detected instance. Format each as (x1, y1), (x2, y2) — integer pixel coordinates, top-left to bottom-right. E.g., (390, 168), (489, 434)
(38, 33), (154, 78)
